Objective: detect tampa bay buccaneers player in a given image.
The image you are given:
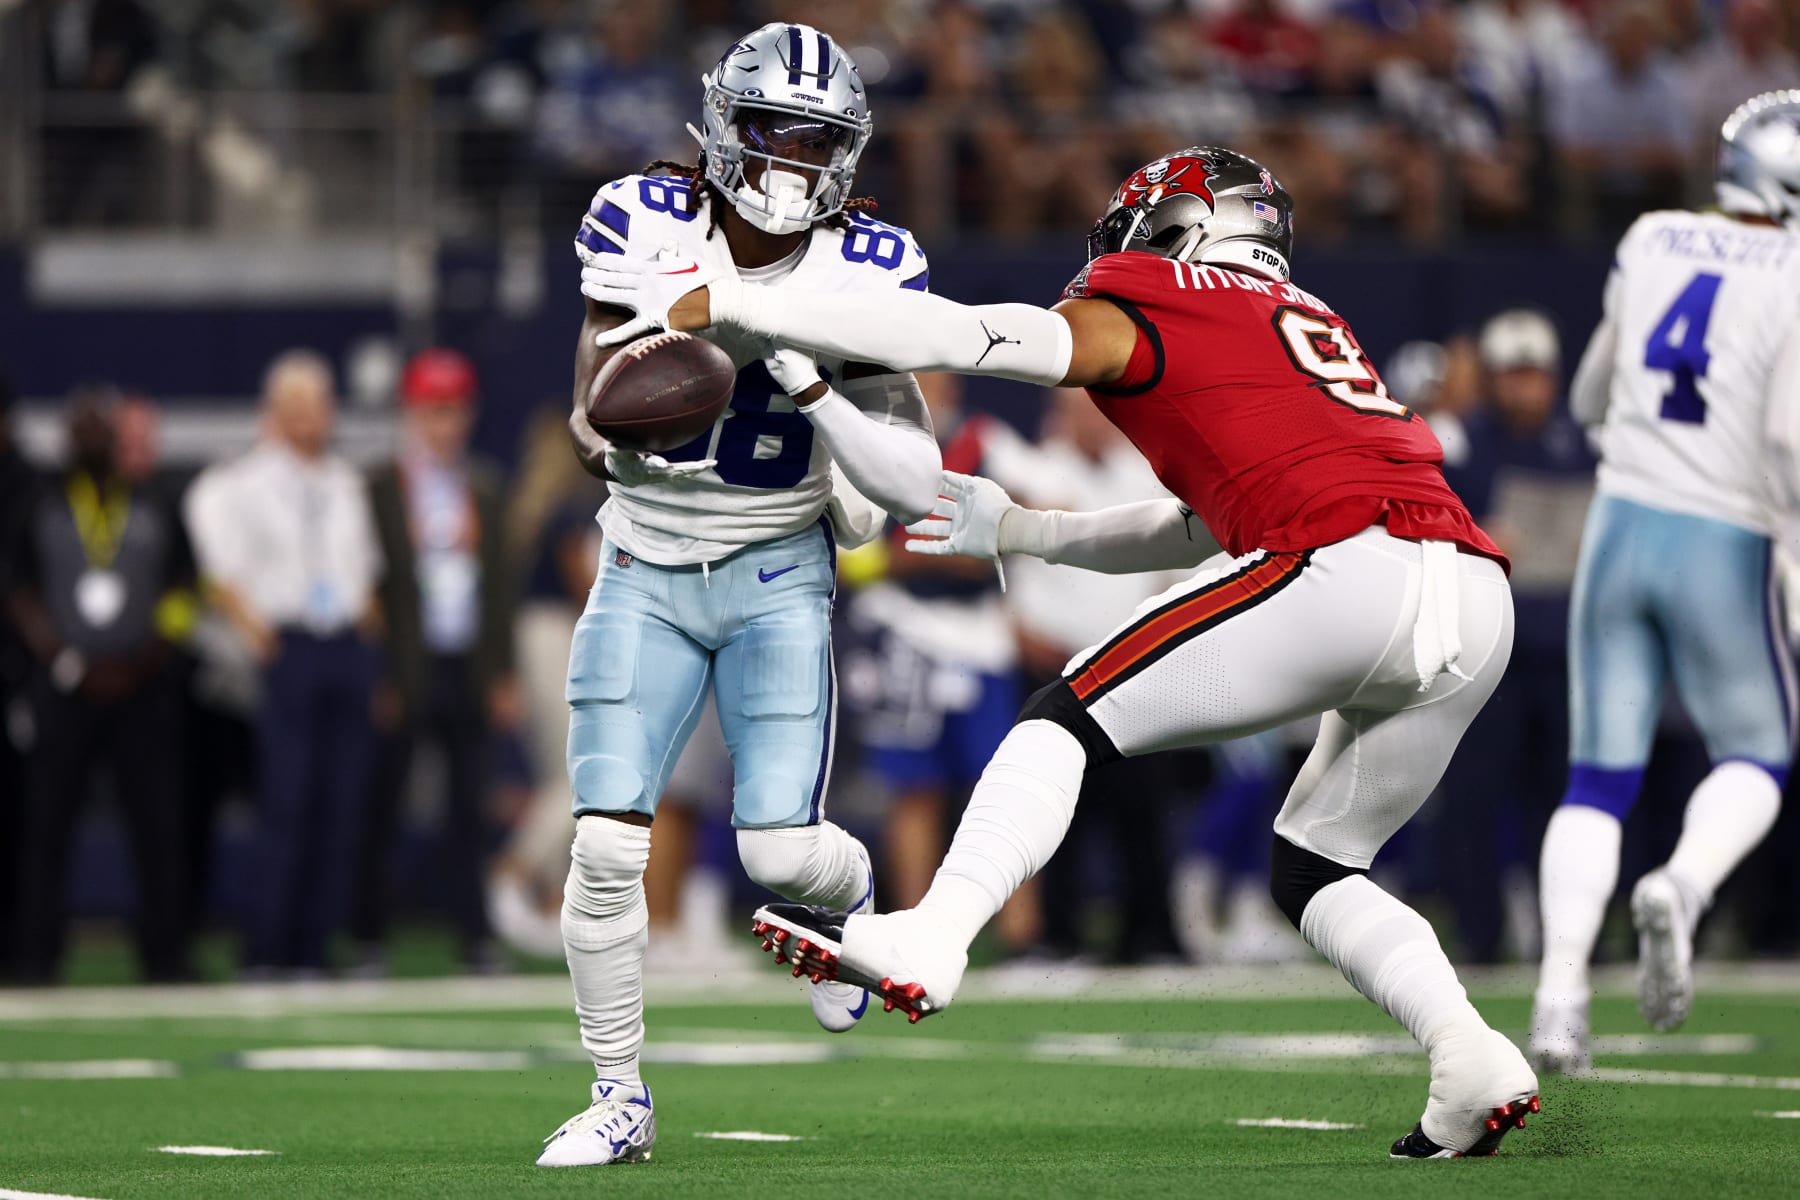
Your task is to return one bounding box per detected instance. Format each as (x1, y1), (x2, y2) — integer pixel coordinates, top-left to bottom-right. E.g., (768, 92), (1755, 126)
(582, 148), (1539, 1159)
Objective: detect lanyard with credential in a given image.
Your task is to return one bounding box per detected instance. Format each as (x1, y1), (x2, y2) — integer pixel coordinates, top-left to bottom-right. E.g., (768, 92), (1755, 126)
(68, 472), (130, 567)
(67, 472), (132, 627)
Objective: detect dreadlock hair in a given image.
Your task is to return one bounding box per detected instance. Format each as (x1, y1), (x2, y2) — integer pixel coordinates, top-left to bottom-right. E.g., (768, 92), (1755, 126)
(642, 155), (878, 239)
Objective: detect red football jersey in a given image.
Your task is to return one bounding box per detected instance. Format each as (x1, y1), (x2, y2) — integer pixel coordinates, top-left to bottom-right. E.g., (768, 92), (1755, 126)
(1064, 252), (1504, 566)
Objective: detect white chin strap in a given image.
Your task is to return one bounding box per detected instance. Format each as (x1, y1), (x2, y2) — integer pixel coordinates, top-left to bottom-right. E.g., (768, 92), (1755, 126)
(734, 168), (815, 235)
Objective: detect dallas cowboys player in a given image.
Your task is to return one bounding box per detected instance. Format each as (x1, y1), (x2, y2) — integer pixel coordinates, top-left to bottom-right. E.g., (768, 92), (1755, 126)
(536, 24), (940, 1167)
(1532, 91), (1800, 1075)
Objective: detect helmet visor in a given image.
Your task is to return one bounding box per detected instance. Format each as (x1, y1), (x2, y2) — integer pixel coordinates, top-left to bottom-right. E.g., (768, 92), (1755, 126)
(739, 110), (854, 166)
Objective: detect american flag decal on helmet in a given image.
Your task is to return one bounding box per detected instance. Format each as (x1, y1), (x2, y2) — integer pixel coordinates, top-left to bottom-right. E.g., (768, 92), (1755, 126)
(1252, 201), (1280, 224)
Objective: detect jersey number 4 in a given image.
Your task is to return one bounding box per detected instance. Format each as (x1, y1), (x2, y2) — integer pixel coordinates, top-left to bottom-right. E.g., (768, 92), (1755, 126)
(1643, 272), (1721, 425)
(1272, 307), (1411, 420)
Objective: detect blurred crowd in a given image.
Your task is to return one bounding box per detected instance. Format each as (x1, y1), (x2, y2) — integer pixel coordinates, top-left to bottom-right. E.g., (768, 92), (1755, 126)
(4, 306), (1800, 986)
(31, 0), (1800, 242)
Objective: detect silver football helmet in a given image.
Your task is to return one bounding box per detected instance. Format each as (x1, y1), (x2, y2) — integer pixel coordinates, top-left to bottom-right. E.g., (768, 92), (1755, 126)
(1088, 147), (1295, 281)
(1717, 90), (1800, 229)
(693, 23), (873, 235)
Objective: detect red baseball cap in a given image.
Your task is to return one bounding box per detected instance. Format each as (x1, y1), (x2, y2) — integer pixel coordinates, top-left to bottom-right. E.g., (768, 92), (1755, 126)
(401, 348), (477, 407)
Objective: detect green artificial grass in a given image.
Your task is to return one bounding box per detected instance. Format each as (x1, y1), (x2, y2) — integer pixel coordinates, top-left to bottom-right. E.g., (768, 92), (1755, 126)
(2, 983), (1797, 1198)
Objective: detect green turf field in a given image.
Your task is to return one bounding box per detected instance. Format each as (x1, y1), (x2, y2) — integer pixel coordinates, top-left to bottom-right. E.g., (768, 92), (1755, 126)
(2, 966), (1798, 1199)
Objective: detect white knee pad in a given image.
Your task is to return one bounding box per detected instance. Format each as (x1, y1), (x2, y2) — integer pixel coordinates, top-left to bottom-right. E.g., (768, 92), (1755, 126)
(562, 816), (651, 948)
(736, 823), (870, 910)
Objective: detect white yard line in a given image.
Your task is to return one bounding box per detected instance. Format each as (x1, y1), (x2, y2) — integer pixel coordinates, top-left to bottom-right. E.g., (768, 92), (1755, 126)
(0, 1190), (114, 1200)
(152, 1147), (278, 1157)
(1587, 1068), (1800, 1091)
(0, 1060), (177, 1080)
(234, 1047), (535, 1072)
(693, 1131), (811, 1141)
(7, 961), (1796, 1022)
(1234, 1118), (1365, 1130)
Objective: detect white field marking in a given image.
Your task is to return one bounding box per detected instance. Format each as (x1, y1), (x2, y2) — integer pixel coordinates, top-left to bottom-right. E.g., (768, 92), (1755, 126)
(1234, 1118), (1365, 1131)
(1588, 1068), (1800, 1091)
(235, 1047), (534, 1072)
(647, 1041), (838, 1066)
(0, 1189), (114, 1200)
(153, 1146), (278, 1157)
(13, 960), (1800, 1022)
(0, 1059), (177, 1080)
(1761, 1111), (1800, 1118)
(693, 1132), (812, 1142)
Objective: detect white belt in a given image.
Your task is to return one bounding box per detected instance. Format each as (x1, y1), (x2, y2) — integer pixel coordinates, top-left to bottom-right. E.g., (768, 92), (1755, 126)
(1412, 539), (1474, 691)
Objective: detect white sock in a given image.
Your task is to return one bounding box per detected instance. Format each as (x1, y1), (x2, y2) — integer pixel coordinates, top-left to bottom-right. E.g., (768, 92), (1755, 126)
(1301, 875), (1488, 1056)
(1536, 804), (1621, 1000)
(736, 821), (871, 910)
(915, 720), (1085, 949)
(1666, 761), (1782, 905)
(561, 819), (652, 1085)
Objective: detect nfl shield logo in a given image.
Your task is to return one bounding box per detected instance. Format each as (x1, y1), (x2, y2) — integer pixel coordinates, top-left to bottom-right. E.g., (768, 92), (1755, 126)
(615, 549), (634, 569)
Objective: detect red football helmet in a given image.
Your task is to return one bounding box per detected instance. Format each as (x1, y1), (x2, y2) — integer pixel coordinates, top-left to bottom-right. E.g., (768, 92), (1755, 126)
(1087, 147), (1295, 281)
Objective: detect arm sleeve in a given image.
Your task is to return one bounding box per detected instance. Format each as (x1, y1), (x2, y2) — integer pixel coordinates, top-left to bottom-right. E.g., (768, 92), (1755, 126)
(802, 373), (942, 525)
(1571, 254), (1626, 428)
(1763, 316), (1800, 563)
(713, 278), (1074, 386)
(1000, 498), (1221, 575)
(1570, 314), (1618, 428)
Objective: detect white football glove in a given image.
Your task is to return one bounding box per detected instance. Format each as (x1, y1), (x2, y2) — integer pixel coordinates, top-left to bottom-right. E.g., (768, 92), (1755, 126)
(581, 242), (724, 348)
(763, 348), (824, 402)
(902, 471), (1019, 561)
(604, 445), (716, 487)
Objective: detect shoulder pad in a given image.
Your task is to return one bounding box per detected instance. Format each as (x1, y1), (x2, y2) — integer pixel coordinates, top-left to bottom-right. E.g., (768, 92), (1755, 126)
(830, 210), (930, 291)
(575, 174), (708, 264)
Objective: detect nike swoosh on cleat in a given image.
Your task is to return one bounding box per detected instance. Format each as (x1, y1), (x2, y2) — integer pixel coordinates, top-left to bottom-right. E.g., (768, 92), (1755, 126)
(758, 564), (799, 582)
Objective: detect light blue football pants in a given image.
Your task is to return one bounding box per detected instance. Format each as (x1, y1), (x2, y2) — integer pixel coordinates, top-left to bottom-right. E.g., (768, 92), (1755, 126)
(565, 520), (836, 829)
(1564, 493), (1795, 817)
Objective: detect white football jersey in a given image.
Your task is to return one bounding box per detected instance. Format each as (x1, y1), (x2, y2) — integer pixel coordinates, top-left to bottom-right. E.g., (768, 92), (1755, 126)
(575, 173), (930, 565)
(1594, 209), (1800, 534)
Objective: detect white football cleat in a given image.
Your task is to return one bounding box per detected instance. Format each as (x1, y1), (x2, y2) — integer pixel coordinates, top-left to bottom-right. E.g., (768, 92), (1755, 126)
(1529, 992), (1593, 1077)
(535, 1078), (655, 1167)
(1392, 1028), (1540, 1158)
(1632, 868), (1699, 1032)
(808, 848), (875, 1033)
(752, 904), (967, 1023)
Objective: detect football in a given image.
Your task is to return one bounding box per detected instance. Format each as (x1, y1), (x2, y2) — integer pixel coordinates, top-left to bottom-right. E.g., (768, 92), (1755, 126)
(585, 330), (735, 453)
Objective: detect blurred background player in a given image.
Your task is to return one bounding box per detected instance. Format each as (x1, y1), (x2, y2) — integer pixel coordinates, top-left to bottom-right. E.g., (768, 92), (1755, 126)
(1532, 91), (1800, 1074)
(538, 23), (941, 1168)
(184, 350), (384, 978)
(1438, 309), (1595, 964)
(355, 348), (519, 976)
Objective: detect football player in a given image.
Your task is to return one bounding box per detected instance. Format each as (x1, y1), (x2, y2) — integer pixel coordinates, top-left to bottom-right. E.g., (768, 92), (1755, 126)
(1529, 91), (1800, 1075)
(585, 147), (1541, 1159)
(538, 23), (942, 1167)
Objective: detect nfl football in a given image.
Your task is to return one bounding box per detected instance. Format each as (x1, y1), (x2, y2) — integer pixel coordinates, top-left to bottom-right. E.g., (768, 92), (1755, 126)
(585, 331), (735, 453)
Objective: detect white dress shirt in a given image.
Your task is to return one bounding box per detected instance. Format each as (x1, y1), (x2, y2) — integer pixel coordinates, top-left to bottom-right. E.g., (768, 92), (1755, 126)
(185, 442), (383, 634)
